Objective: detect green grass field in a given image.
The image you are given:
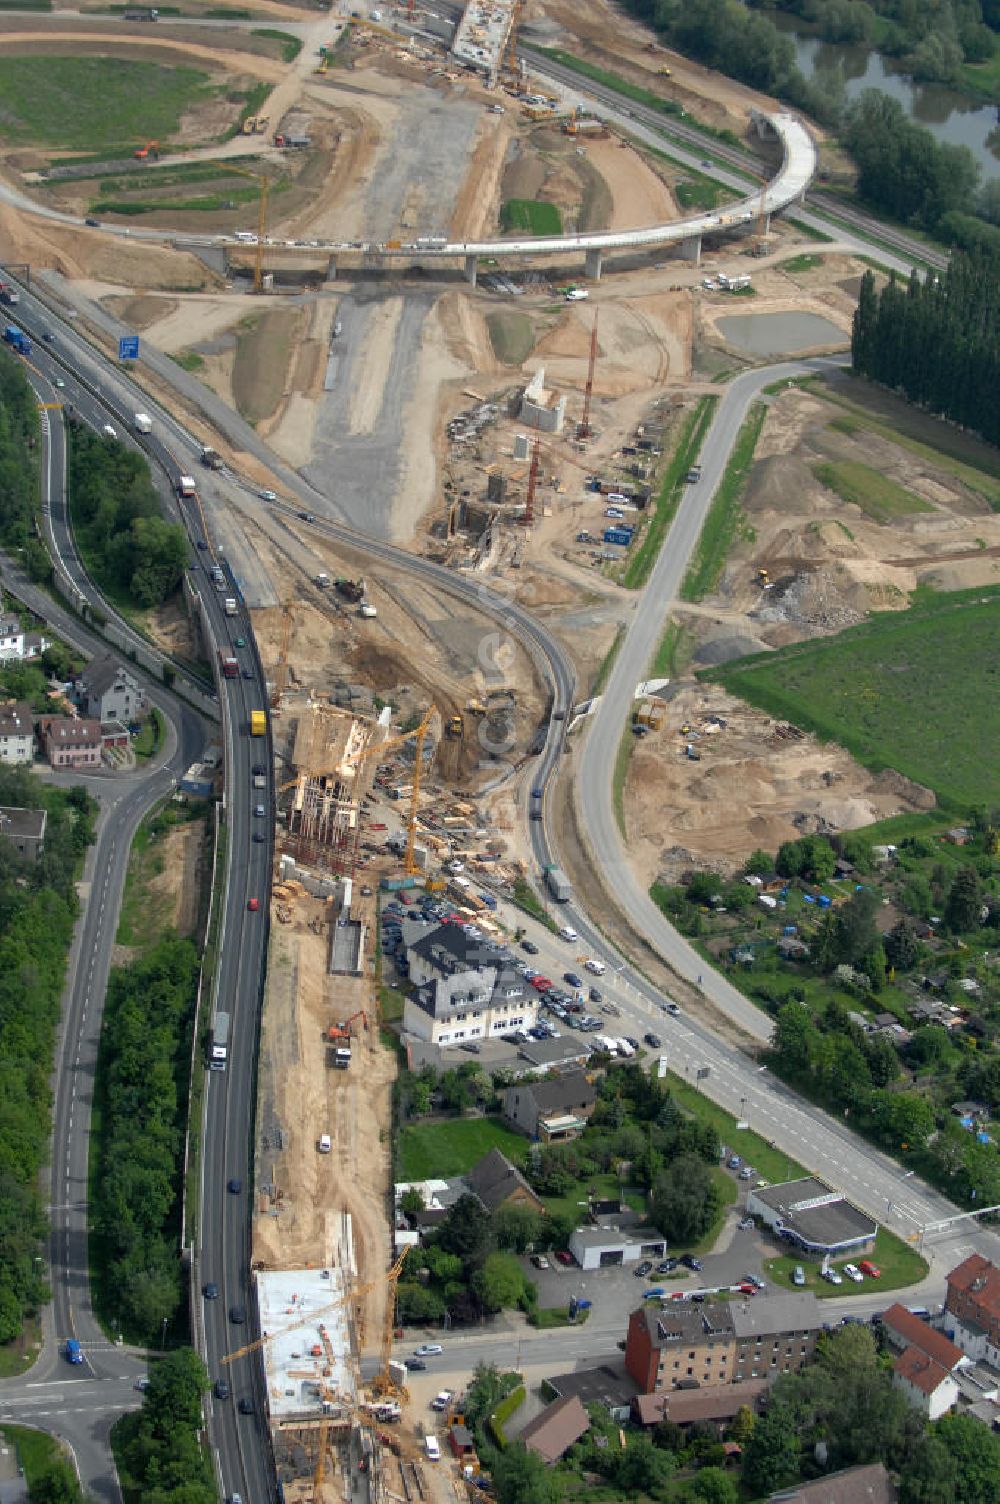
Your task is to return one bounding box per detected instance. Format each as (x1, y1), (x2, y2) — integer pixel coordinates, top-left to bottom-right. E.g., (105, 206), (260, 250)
(780, 253), (823, 274)
(486, 310), (535, 365)
(812, 459), (934, 524)
(681, 402), (764, 601)
(765, 1227), (927, 1297)
(500, 198), (563, 236)
(0, 57), (212, 149)
(675, 178), (724, 211)
(710, 586), (1000, 808)
(397, 1117), (528, 1179)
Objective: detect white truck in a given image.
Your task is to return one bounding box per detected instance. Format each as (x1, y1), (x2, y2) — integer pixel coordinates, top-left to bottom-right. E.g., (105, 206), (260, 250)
(315, 573), (330, 589)
(224, 597), (238, 616)
(177, 475), (197, 498)
(134, 411), (152, 434)
(209, 1010), (230, 1071)
(359, 603), (377, 618)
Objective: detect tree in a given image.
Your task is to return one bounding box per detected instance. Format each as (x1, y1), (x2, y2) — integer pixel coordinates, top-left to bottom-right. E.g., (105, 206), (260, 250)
(688, 871), (724, 903)
(31, 1462), (84, 1504)
(691, 1467), (739, 1504)
(464, 1363), (520, 1432)
(492, 1444), (560, 1504)
(395, 1281), (446, 1322)
(729, 1404), (756, 1446)
(900, 1433), (957, 1504)
(651, 1152), (723, 1243)
(473, 1252), (528, 1313)
(145, 1347), (209, 1430)
(935, 1410), (1000, 1504)
(873, 1089), (936, 1151)
(437, 1193), (492, 1263)
(400, 1187), (424, 1219)
(742, 1405), (800, 1494)
(885, 918), (920, 971)
(745, 849), (774, 876)
(771, 1001), (818, 1076)
(946, 866), (983, 934)
(493, 1204), (542, 1253)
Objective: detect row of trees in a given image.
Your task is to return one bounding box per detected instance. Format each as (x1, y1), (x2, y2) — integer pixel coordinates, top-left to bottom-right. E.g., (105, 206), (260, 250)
(844, 93), (983, 234)
(115, 1348), (215, 1504)
(0, 349), (50, 581)
(0, 766), (95, 1345)
(91, 934), (200, 1345)
(853, 252), (1000, 445)
(67, 422), (188, 608)
(748, 0), (998, 84)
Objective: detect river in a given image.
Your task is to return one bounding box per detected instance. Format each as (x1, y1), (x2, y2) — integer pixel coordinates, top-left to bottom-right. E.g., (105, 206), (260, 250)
(771, 16), (1000, 180)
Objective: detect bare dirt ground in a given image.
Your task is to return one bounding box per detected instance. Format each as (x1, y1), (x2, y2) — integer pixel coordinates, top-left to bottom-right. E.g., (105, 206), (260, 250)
(253, 894), (393, 1343)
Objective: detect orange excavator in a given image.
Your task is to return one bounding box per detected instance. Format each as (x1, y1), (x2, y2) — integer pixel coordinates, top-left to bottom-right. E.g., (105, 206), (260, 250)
(327, 1009), (368, 1045)
(133, 140), (160, 160)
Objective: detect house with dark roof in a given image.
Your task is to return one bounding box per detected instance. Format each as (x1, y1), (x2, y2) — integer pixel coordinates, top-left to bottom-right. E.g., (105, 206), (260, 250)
(517, 1395), (590, 1464)
(770, 1463), (896, 1504)
(0, 806), (46, 863)
(402, 920), (538, 1046)
(465, 1148), (544, 1215)
(503, 1071), (596, 1141)
(0, 701), (35, 765)
(945, 1254), (1000, 1368)
(746, 1176), (878, 1259)
(74, 655), (145, 725)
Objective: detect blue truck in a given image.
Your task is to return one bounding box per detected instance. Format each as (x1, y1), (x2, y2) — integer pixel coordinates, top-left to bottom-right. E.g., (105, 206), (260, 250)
(603, 526), (634, 547)
(3, 326), (32, 355)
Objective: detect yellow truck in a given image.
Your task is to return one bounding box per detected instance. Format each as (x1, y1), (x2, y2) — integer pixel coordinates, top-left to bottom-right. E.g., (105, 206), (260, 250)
(250, 710), (267, 737)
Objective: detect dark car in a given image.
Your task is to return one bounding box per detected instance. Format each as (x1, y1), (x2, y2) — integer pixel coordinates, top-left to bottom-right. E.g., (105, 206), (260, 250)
(589, 986), (602, 1003)
(196, 539), (208, 550)
(252, 833), (265, 844)
(680, 1254), (703, 1271)
(564, 972), (583, 988)
(214, 1379), (231, 1400)
(633, 1260), (654, 1278)
(242, 667), (253, 680)
(238, 1397), (253, 1414)
(657, 1258), (677, 1274)
(85, 217), (101, 227)
(407, 1359), (427, 1372)
(229, 1306), (246, 1324)
(203, 1282), (219, 1300)
(531, 786), (544, 798)
(228, 1178), (243, 1194)
(521, 939), (539, 955)
(644, 1032), (662, 1048)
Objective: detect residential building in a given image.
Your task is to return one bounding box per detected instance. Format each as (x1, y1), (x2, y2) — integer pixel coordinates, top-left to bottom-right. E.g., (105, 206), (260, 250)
(892, 1346), (959, 1419)
(879, 1304), (966, 1373)
(633, 1379), (769, 1430)
(74, 655), (145, 725)
(38, 715), (102, 770)
(0, 701), (35, 764)
(625, 1293), (823, 1394)
(517, 1395), (589, 1464)
(465, 1148), (544, 1215)
(770, 1463), (896, 1504)
(503, 1071), (597, 1141)
(569, 1226), (665, 1272)
(945, 1254), (1000, 1367)
(625, 1303), (736, 1391)
(746, 1177), (878, 1259)
(402, 919), (537, 1046)
(0, 806), (46, 863)
(731, 1293), (823, 1380)
(544, 1359), (639, 1423)
(0, 615), (48, 664)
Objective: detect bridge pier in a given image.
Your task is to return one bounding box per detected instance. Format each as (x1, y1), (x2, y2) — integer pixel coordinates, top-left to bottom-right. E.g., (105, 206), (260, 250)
(678, 235), (702, 264)
(326, 256), (338, 280)
(585, 248), (603, 281)
(465, 254), (478, 287)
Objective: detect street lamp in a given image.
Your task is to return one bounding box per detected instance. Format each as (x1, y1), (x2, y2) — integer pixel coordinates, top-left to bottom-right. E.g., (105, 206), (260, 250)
(161, 1315), (168, 1351)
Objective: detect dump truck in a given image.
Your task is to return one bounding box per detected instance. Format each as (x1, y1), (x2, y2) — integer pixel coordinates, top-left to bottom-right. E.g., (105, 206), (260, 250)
(201, 446), (224, 470)
(209, 1010), (230, 1071)
(250, 710), (267, 737)
(335, 576), (365, 602)
(134, 411), (152, 434)
(445, 715), (464, 739)
(544, 864), (572, 902)
(219, 650), (239, 679)
(3, 326), (31, 354)
(0, 283), (20, 307)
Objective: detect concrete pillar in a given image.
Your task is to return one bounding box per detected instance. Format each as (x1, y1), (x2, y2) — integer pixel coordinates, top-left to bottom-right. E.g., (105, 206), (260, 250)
(326, 256), (338, 281)
(585, 248), (603, 281)
(678, 235), (702, 265)
(465, 254), (478, 288)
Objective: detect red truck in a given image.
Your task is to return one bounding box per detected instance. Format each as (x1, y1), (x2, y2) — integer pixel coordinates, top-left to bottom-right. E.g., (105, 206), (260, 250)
(219, 649), (239, 679)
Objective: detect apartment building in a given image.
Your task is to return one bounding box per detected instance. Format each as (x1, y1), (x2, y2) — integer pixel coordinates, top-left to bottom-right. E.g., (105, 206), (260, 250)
(625, 1292), (823, 1394)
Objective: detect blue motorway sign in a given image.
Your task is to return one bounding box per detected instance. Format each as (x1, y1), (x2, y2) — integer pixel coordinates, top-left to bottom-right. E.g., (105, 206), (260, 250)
(119, 334), (140, 361)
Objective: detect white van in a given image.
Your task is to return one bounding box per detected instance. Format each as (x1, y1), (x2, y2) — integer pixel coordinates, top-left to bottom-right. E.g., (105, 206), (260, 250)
(585, 958), (606, 976)
(616, 1037), (635, 1058)
(425, 1436), (441, 1461)
(318, 1134), (332, 1153)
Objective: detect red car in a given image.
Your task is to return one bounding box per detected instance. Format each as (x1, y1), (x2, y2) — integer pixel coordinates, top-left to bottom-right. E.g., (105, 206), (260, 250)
(247, 897), (260, 912)
(554, 1250), (574, 1266)
(531, 976), (552, 992)
(859, 1260), (881, 1278)
(736, 1282), (757, 1296)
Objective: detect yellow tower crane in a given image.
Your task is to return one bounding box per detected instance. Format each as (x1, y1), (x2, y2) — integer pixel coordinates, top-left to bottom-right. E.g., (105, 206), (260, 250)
(225, 162), (271, 293)
(369, 1246), (410, 1399)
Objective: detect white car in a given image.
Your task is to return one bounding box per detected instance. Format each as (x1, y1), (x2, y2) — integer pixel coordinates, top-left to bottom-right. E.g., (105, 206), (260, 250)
(843, 1264), (864, 1283)
(259, 489), (277, 502)
(585, 959), (606, 975)
(822, 1267), (843, 1285)
(430, 1390), (453, 1412)
(425, 1436), (441, 1461)
(558, 926), (578, 942)
(414, 1343), (443, 1357)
